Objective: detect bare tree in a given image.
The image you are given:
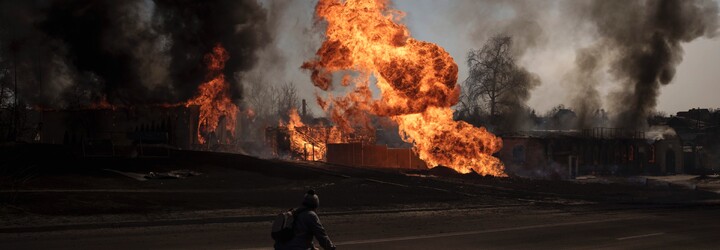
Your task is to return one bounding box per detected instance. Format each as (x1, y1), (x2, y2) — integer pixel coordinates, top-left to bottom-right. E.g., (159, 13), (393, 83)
(464, 35), (525, 118)
(462, 35), (541, 133)
(455, 82), (488, 127)
(276, 81), (299, 118)
(244, 80), (301, 122)
(244, 79), (277, 120)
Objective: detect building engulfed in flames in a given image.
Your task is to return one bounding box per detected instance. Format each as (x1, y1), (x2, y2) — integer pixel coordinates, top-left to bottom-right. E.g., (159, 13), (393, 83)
(185, 44), (238, 145)
(10, 105), (232, 157)
(6, 44), (244, 156)
(266, 108), (428, 169)
(267, 109), (368, 160)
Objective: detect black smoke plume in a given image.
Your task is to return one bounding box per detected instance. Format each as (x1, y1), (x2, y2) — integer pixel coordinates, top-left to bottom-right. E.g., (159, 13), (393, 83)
(0, 0), (269, 108)
(569, 0), (719, 129)
(562, 46), (604, 129)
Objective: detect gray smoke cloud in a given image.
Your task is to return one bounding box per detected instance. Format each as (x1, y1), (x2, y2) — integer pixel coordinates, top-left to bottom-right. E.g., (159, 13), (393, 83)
(0, 0), (270, 108)
(409, 0), (718, 131)
(446, 0), (550, 58)
(566, 0), (719, 130)
(451, 0), (548, 110)
(561, 45), (604, 128)
(438, 0), (549, 132)
(242, 0), (322, 117)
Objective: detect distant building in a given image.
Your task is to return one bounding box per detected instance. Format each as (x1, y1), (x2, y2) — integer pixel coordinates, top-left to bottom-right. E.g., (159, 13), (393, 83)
(666, 108), (720, 173)
(497, 128), (684, 178)
(676, 108), (711, 122)
(1, 105), (243, 157)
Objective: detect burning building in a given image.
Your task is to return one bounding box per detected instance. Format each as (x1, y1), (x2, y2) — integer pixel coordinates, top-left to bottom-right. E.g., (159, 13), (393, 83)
(0, 0), (268, 156)
(3, 0), (716, 179)
(266, 109), (427, 170)
(18, 106), (202, 157)
(6, 104), (245, 158)
(2, 44), (245, 156)
(300, 0), (504, 176)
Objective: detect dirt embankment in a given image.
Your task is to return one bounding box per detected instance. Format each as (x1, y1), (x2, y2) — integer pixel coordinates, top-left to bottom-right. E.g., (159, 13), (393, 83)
(2, 145), (719, 230)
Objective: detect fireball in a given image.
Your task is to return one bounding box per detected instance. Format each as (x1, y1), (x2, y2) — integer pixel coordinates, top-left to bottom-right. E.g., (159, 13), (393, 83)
(302, 0), (505, 176)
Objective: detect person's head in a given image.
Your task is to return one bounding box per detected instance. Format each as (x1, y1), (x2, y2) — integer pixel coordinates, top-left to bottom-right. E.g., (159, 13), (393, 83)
(301, 189), (319, 210)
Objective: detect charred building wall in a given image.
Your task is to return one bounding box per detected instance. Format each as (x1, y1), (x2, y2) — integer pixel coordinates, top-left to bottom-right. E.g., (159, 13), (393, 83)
(666, 112), (720, 174)
(265, 123), (427, 170)
(653, 137), (684, 174)
(498, 129), (685, 178)
(326, 143), (427, 170)
(10, 106), (208, 157)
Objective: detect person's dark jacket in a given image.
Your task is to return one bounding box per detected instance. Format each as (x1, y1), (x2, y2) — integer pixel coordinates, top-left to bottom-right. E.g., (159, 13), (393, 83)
(274, 207), (335, 250)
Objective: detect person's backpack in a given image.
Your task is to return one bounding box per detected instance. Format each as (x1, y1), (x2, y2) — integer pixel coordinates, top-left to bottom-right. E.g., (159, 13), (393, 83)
(271, 208), (302, 242)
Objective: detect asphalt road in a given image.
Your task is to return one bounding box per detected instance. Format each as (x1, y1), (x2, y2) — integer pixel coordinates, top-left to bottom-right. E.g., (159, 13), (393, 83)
(2, 204), (719, 249)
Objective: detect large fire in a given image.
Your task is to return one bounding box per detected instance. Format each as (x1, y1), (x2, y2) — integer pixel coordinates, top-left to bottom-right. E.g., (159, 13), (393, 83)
(302, 0), (505, 176)
(79, 44), (238, 145)
(186, 44), (238, 144)
(281, 109), (346, 161)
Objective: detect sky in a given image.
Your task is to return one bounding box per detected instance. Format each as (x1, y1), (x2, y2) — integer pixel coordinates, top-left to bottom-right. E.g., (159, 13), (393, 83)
(396, 0), (720, 115)
(261, 0), (720, 115)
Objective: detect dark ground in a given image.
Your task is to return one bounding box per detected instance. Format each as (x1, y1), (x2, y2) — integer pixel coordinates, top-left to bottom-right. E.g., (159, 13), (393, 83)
(1, 144), (720, 249)
(4, 205), (720, 249)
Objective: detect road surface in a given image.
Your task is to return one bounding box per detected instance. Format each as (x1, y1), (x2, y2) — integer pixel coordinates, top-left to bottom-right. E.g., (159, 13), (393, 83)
(2, 204), (719, 249)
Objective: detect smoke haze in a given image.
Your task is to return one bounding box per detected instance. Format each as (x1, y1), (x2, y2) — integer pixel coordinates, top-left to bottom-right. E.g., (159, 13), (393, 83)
(1, 0), (718, 130)
(0, 0), (270, 108)
(566, 0), (719, 129)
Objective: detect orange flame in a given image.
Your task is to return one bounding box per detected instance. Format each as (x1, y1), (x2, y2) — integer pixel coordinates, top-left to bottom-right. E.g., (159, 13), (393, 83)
(302, 0), (504, 176)
(281, 109), (345, 161)
(186, 44), (239, 144)
(89, 96), (116, 110)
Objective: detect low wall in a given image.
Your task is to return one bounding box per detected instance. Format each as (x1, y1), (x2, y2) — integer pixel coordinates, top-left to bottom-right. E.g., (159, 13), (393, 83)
(326, 143), (427, 170)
